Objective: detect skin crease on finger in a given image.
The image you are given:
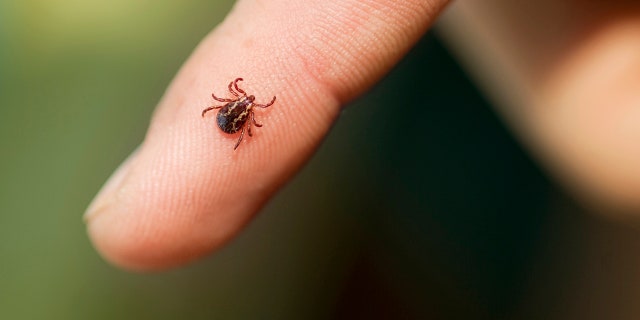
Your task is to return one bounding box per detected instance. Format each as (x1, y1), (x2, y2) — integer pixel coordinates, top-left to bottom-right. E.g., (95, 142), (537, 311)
(439, 0), (640, 217)
(85, 0), (450, 271)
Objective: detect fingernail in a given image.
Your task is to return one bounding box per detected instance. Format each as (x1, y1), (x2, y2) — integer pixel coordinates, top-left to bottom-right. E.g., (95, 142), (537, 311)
(84, 147), (139, 223)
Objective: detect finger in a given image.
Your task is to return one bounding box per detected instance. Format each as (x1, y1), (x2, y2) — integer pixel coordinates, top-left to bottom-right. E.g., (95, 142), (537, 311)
(85, 0), (450, 271)
(439, 1), (640, 215)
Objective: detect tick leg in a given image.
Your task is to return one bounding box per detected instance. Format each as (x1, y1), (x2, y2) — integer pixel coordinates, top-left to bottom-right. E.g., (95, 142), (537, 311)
(248, 112), (258, 137)
(234, 125), (246, 150)
(233, 78), (246, 96)
(201, 105), (222, 117)
(212, 93), (235, 102)
(228, 80), (240, 97)
(254, 96), (276, 108)
(252, 112), (263, 127)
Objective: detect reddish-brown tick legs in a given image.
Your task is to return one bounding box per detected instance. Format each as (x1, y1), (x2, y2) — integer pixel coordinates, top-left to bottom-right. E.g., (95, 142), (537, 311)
(212, 93), (235, 103)
(202, 78), (276, 150)
(254, 96), (276, 108)
(248, 112), (261, 137)
(234, 125), (246, 150)
(228, 80), (240, 97)
(201, 105), (222, 117)
(233, 78), (246, 96)
(252, 113), (262, 127)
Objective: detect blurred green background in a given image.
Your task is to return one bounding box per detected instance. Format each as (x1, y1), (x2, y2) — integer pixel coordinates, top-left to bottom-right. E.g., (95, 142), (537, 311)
(3, 1), (640, 319)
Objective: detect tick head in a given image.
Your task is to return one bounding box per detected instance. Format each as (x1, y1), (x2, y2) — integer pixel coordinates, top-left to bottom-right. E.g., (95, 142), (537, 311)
(247, 95), (255, 102)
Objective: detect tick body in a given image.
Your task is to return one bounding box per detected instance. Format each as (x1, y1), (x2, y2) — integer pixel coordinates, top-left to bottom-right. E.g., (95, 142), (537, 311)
(202, 78), (276, 150)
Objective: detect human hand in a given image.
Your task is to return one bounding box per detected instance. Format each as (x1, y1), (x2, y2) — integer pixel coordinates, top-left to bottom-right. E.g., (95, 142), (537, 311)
(85, 0), (640, 271)
(439, 0), (640, 216)
(84, 0), (450, 271)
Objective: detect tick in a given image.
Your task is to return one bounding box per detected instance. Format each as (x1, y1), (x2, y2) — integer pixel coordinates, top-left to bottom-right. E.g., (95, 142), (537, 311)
(201, 77), (276, 150)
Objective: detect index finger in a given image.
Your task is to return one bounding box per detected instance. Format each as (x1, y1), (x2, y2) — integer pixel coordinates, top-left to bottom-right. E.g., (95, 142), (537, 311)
(85, 0), (450, 271)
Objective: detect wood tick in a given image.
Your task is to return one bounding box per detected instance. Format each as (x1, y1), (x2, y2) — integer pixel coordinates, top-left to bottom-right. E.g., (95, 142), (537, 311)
(201, 78), (276, 150)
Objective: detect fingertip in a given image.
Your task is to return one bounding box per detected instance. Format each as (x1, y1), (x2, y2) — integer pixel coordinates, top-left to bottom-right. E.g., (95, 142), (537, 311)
(86, 0), (450, 271)
(84, 139), (250, 271)
(87, 209), (221, 271)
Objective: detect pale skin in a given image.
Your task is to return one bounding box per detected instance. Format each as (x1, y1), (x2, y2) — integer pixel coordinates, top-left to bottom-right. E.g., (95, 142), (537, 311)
(85, 0), (640, 271)
(439, 0), (640, 217)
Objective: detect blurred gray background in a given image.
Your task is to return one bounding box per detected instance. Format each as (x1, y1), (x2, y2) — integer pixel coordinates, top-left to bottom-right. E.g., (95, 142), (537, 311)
(2, 1), (640, 319)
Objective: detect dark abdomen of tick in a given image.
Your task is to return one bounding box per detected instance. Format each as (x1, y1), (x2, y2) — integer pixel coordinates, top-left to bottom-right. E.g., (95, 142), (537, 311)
(216, 100), (251, 134)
